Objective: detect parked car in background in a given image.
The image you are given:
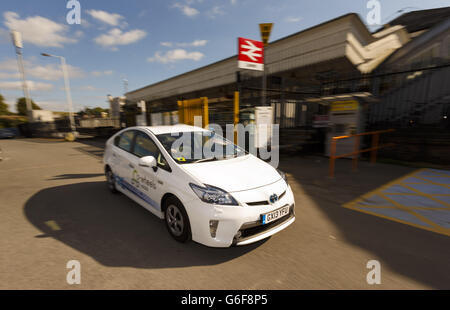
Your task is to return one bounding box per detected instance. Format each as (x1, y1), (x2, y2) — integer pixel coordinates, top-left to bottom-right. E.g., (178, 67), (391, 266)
(0, 128), (16, 139)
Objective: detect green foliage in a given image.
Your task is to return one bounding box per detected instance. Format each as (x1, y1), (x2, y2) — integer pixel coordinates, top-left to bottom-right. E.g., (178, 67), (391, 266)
(16, 97), (41, 116)
(77, 107), (109, 117)
(0, 94), (12, 115)
(0, 116), (28, 129)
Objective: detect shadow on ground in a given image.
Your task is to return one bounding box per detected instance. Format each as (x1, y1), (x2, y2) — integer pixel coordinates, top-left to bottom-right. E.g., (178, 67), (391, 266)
(49, 174), (104, 180)
(71, 137), (109, 159)
(24, 181), (264, 269)
(280, 155), (450, 289)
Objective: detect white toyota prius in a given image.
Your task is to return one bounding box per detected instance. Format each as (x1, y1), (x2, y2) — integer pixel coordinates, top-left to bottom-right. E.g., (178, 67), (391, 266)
(103, 125), (295, 247)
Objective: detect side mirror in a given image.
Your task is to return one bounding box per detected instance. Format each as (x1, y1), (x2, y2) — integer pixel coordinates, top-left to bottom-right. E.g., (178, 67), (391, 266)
(138, 156), (157, 171)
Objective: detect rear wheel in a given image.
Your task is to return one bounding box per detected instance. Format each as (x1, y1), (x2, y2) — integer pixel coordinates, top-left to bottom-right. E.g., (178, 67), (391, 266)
(164, 197), (191, 243)
(105, 167), (118, 193)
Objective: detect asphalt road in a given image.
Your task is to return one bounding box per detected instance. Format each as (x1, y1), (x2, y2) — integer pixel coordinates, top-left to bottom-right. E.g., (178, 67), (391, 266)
(0, 138), (449, 289)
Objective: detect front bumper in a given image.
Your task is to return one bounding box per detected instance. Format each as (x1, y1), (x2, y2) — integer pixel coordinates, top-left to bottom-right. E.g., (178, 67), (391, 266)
(232, 207), (295, 246)
(184, 181), (296, 248)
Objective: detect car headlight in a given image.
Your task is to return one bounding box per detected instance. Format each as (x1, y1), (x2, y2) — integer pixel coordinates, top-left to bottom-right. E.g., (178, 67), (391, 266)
(277, 169), (288, 185)
(189, 183), (238, 206)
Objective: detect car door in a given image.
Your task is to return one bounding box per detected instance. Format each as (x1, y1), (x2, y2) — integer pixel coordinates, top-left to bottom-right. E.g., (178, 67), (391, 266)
(111, 129), (136, 187)
(127, 130), (172, 214)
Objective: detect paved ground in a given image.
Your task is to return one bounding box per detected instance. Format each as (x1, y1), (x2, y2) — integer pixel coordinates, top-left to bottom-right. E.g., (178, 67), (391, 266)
(0, 138), (449, 289)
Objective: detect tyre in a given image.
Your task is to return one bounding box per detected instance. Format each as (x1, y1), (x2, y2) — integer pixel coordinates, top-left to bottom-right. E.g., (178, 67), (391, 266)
(105, 167), (118, 193)
(164, 197), (191, 243)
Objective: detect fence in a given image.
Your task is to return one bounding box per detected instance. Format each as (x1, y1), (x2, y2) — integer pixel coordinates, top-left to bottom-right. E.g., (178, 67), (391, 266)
(329, 129), (395, 177)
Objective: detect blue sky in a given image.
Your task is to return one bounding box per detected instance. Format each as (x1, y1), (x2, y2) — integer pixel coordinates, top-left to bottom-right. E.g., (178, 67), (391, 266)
(0, 0), (448, 112)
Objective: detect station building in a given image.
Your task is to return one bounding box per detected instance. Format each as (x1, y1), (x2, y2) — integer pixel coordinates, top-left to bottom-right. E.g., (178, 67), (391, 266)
(123, 8), (450, 161)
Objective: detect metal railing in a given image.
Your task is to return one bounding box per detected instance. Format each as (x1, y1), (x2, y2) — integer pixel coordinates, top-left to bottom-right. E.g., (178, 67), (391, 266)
(329, 129), (395, 177)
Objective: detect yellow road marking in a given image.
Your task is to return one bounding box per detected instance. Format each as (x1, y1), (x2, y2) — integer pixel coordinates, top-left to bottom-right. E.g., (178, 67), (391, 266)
(352, 204), (449, 211)
(400, 183), (450, 209)
(420, 171), (450, 178)
(378, 193), (447, 233)
(343, 168), (426, 208)
(381, 192), (450, 196)
(413, 175), (450, 189)
(343, 203), (450, 237)
(343, 168), (450, 237)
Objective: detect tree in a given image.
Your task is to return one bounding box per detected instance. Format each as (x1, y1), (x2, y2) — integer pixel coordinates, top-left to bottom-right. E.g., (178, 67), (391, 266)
(16, 97), (41, 116)
(77, 107), (109, 117)
(0, 94), (11, 115)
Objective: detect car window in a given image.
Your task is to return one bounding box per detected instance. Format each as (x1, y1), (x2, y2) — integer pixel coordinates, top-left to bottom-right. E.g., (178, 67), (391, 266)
(114, 135), (121, 146)
(133, 132), (171, 172)
(156, 131), (246, 164)
(134, 132), (159, 158)
(117, 130), (135, 152)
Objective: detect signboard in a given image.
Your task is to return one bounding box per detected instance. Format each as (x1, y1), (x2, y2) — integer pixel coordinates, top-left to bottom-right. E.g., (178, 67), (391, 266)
(238, 37), (264, 71)
(254, 106), (273, 148)
(331, 100), (358, 112)
(259, 23), (273, 46)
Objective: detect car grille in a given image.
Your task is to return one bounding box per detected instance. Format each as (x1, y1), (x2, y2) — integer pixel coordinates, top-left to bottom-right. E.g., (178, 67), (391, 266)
(233, 204), (294, 245)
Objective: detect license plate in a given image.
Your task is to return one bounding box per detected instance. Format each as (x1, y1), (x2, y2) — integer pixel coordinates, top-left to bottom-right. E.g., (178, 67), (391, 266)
(262, 205), (290, 225)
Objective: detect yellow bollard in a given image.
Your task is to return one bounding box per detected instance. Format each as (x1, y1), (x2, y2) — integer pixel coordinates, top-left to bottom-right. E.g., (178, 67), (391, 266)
(64, 132), (75, 142)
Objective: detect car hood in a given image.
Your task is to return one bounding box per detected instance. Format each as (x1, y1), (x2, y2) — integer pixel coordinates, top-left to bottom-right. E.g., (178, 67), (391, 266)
(181, 155), (281, 192)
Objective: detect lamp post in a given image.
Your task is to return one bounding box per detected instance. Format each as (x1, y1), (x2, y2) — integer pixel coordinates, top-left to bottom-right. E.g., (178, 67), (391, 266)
(41, 53), (76, 133)
(10, 31), (33, 121)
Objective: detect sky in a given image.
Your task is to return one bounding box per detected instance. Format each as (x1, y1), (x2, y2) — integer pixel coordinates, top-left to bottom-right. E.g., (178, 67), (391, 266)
(0, 0), (449, 112)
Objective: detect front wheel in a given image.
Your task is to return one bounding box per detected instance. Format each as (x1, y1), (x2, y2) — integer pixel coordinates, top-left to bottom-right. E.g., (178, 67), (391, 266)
(164, 197), (191, 243)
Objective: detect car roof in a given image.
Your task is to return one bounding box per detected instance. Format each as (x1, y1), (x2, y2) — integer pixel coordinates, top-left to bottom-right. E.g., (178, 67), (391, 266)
(133, 124), (208, 135)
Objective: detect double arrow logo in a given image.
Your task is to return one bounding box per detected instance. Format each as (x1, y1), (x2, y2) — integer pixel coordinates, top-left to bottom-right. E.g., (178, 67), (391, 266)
(240, 40), (263, 61)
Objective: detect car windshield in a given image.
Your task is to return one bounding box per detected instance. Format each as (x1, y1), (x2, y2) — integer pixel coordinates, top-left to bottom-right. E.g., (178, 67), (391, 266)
(156, 131), (246, 164)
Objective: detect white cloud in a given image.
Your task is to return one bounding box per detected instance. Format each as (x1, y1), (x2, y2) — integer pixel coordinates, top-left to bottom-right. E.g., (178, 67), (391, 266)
(86, 10), (125, 27)
(34, 100), (64, 111)
(79, 85), (102, 91)
(30, 64), (85, 80)
(0, 72), (20, 79)
(0, 80), (53, 91)
(172, 3), (200, 17)
(161, 39), (208, 47)
(3, 12), (77, 47)
(0, 58), (85, 81)
(206, 6), (225, 19)
(80, 18), (92, 28)
(147, 49), (204, 64)
(285, 16), (302, 23)
(74, 30), (84, 38)
(184, 39), (208, 47)
(94, 28), (147, 49)
(91, 70), (114, 77)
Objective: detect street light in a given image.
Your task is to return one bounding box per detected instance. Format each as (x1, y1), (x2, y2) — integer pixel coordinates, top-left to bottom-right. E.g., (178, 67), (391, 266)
(41, 53), (76, 133)
(10, 31), (33, 122)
